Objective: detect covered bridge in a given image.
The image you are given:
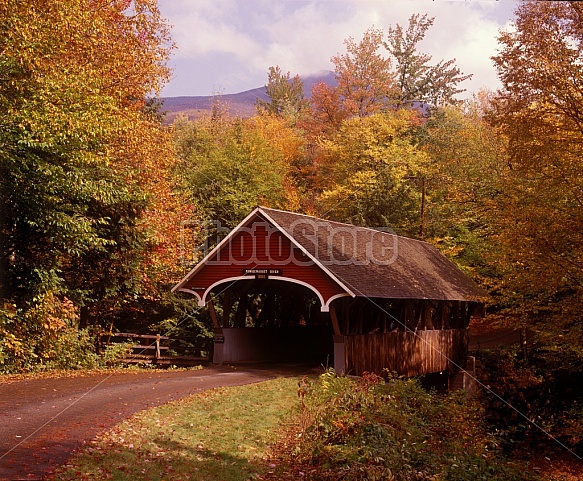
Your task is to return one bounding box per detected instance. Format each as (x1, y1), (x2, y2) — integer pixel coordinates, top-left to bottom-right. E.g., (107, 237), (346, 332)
(173, 207), (486, 378)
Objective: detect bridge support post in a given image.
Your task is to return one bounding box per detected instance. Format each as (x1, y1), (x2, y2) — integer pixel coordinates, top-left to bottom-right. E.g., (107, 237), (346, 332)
(213, 328), (224, 364)
(333, 335), (346, 375)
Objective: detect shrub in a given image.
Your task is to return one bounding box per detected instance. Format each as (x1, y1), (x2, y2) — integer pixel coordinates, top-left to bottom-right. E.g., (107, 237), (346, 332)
(268, 369), (539, 481)
(0, 293), (98, 373)
(0, 303), (36, 372)
(97, 340), (135, 367)
(477, 346), (583, 456)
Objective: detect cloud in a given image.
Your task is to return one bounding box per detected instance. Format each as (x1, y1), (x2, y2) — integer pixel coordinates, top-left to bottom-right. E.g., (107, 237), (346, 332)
(166, 0), (259, 59)
(159, 0), (518, 97)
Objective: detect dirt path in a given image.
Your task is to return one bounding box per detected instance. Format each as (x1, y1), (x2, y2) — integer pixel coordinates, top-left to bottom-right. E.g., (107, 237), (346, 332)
(0, 364), (310, 481)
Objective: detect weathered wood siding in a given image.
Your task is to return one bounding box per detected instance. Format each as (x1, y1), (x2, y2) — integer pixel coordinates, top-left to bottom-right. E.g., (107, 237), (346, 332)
(343, 328), (469, 377)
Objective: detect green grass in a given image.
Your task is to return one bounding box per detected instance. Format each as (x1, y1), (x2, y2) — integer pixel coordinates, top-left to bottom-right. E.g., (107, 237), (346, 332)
(53, 377), (301, 481)
(52, 371), (548, 481)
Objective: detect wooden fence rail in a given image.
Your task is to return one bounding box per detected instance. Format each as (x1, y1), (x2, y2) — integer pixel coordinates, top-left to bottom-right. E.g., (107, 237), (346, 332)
(98, 332), (214, 367)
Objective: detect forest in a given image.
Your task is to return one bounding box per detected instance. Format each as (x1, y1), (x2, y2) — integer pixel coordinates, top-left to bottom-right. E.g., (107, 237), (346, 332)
(1, 0), (582, 463)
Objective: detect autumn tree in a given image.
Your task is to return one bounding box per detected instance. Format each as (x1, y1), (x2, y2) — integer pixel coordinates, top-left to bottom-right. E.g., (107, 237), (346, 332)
(317, 110), (428, 235)
(305, 80), (348, 138)
(306, 18), (472, 217)
(334, 28), (396, 117)
(251, 113), (311, 210)
(311, 28), (394, 129)
(174, 115), (291, 231)
(309, 17), (471, 132)
(384, 14), (472, 108)
(0, 0), (174, 370)
(488, 1), (583, 348)
(305, 29), (396, 205)
(417, 96), (507, 286)
(256, 66), (308, 122)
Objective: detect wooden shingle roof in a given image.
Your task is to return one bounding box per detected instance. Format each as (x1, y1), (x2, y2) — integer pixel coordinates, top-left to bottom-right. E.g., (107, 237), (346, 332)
(257, 207), (486, 302)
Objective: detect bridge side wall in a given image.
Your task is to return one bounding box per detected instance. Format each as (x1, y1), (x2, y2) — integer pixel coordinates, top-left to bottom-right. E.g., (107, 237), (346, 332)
(342, 328), (469, 377)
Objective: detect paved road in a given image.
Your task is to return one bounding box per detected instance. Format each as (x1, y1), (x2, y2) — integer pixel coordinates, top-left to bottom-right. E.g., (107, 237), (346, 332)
(0, 364), (310, 481)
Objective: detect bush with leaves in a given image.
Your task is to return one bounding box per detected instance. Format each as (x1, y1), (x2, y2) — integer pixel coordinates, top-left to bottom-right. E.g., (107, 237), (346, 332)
(268, 370), (539, 481)
(0, 294), (97, 373)
(96, 340), (134, 368)
(477, 346), (583, 457)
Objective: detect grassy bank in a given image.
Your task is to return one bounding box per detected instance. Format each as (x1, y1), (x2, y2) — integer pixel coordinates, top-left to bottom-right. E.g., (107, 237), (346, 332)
(53, 376), (301, 481)
(52, 371), (549, 481)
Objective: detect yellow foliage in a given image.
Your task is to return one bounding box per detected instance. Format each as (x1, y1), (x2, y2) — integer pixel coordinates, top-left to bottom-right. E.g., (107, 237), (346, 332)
(26, 294), (79, 333)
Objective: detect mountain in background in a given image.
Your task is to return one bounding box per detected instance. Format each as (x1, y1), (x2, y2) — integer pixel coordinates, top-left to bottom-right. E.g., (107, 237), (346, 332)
(161, 70), (336, 123)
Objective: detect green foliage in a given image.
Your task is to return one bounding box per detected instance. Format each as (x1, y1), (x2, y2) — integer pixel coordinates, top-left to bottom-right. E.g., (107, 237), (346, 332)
(174, 115), (289, 228)
(273, 370), (539, 481)
(148, 292), (213, 339)
(385, 14), (472, 107)
(97, 340), (134, 368)
(257, 66), (308, 122)
(0, 0), (175, 372)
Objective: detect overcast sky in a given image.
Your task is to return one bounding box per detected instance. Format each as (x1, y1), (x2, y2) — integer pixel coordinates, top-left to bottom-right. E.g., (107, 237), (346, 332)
(158, 0), (518, 99)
